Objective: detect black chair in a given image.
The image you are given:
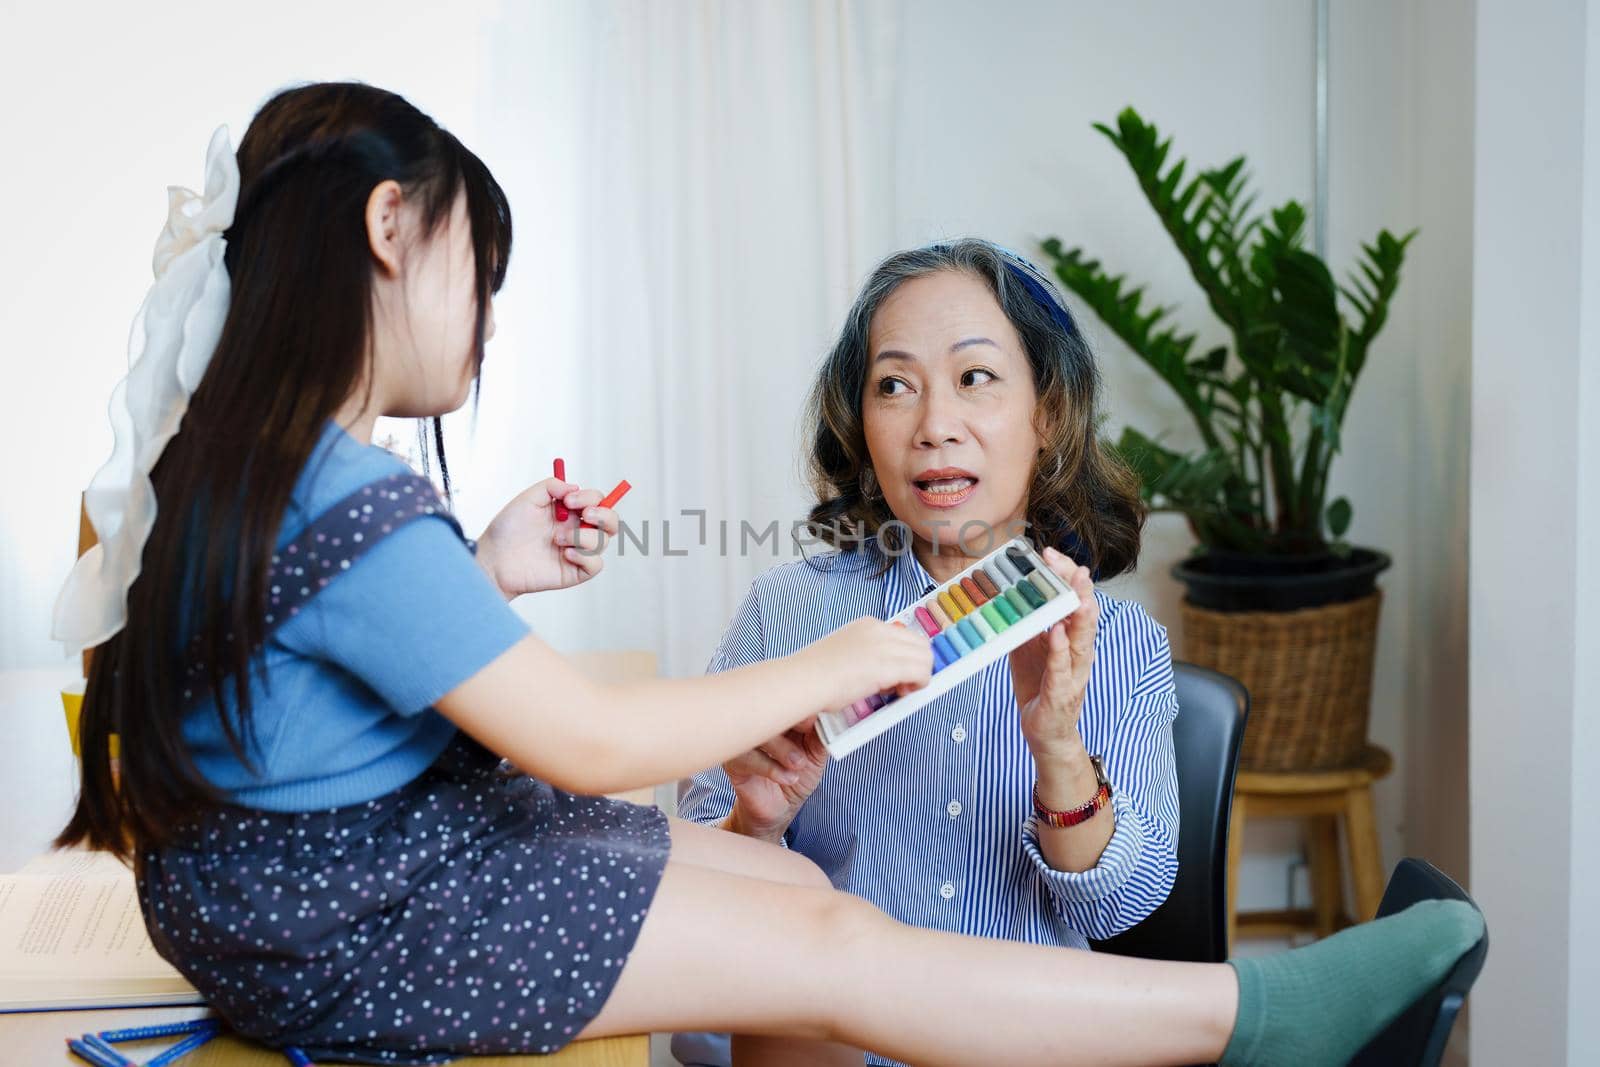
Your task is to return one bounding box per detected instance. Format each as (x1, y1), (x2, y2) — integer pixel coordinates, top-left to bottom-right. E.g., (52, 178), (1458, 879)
(1091, 662), (1248, 964)
(1350, 859), (1488, 1066)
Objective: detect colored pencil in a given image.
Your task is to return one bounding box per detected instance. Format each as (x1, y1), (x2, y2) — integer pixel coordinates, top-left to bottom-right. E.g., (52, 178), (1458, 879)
(142, 1026), (221, 1067)
(99, 1020), (219, 1044)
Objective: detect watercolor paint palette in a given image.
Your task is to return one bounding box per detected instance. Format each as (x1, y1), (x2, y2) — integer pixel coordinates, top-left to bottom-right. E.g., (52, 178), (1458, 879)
(816, 537), (1081, 758)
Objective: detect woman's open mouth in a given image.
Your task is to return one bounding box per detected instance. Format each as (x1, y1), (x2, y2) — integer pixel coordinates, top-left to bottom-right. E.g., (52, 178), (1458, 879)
(911, 468), (979, 509)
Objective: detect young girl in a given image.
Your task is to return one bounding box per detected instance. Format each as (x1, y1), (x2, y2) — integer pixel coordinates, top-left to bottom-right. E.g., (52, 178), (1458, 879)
(57, 82), (1479, 1067)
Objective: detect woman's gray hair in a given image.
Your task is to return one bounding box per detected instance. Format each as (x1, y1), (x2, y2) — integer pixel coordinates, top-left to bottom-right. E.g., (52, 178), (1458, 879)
(803, 238), (1145, 579)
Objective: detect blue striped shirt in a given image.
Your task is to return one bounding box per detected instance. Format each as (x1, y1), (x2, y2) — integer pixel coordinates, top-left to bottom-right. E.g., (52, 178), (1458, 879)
(676, 542), (1179, 1065)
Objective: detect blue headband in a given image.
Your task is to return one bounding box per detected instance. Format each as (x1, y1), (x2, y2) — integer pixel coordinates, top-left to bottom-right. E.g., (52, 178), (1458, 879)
(926, 241), (1080, 338)
(995, 245), (1081, 338)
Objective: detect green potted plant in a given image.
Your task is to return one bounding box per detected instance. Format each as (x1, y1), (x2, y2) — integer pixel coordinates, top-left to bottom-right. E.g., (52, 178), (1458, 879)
(1040, 108), (1412, 771)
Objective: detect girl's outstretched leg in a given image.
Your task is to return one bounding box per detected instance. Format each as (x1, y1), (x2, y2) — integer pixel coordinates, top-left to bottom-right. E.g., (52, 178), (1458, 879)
(662, 817), (864, 1067)
(579, 856), (1481, 1066)
(659, 812), (864, 1062)
(579, 859), (1234, 1066)
(662, 815), (830, 888)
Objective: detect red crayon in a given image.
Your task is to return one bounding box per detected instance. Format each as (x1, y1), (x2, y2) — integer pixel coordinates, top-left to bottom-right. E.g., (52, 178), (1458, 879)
(553, 458), (569, 521)
(582, 479), (633, 529)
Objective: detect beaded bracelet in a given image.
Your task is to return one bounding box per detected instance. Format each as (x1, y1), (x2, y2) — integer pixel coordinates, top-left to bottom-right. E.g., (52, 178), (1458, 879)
(1032, 756), (1112, 828)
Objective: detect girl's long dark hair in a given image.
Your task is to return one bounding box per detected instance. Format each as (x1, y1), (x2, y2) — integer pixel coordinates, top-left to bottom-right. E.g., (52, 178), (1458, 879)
(805, 239), (1145, 578)
(59, 83), (511, 859)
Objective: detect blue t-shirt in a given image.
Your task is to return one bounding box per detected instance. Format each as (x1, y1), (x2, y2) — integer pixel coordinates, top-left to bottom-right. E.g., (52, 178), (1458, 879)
(181, 423), (529, 811)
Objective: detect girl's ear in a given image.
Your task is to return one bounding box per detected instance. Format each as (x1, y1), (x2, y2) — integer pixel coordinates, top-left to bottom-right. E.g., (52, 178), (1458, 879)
(365, 180), (405, 277)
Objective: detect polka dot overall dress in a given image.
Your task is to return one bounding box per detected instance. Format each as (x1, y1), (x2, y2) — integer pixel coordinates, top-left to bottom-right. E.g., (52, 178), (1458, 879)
(137, 473), (671, 1063)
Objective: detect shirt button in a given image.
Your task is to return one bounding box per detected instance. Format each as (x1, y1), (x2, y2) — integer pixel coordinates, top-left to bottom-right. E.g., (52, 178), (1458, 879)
(951, 724), (967, 743)
(946, 800), (962, 818)
(939, 881), (956, 900)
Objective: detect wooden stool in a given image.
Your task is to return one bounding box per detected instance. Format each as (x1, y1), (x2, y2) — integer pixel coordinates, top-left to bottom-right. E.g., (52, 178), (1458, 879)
(1227, 744), (1392, 948)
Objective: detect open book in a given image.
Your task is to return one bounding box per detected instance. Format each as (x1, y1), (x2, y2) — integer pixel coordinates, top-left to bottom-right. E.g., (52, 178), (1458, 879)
(0, 849), (202, 1011)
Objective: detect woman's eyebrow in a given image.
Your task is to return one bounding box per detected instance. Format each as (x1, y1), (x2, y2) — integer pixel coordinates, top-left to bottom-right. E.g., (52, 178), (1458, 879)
(872, 349), (918, 364)
(873, 337), (999, 364)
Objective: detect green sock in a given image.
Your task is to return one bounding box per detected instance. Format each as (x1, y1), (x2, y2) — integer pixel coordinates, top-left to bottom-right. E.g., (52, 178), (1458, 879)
(1220, 899), (1483, 1067)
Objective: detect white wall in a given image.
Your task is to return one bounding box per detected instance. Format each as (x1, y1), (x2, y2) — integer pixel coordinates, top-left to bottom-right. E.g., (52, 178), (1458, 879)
(1398, 0), (1476, 928)
(1327, 0), (1475, 908)
(1574, 8), (1600, 1047)
(1470, 0), (1600, 1061)
(1332, 0), (1477, 932)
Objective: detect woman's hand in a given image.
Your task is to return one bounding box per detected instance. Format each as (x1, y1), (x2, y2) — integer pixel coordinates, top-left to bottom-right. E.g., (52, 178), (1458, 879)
(1009, 546), (1100, 764)
(721, 617), (931, 843)
(721, 719), (830, 844)
(474, 478), (621, 599)
(1010, 548), (1112, 870)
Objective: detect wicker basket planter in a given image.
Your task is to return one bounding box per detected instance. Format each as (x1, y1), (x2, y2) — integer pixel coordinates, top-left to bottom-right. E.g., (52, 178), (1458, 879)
(1179, 591), (1383, 772)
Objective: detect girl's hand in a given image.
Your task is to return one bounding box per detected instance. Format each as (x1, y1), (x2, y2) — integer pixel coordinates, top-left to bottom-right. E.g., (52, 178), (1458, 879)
(800, 616), (934, 713)
(1009, 547), (1100, 765)
(474, 478), (621, 599)
(721, 718), (830, 844)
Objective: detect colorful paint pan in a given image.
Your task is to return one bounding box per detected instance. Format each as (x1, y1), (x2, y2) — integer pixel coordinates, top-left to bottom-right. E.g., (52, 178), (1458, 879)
(1005, 586), (1036, 618)
(993, 552), (1024, 584)
(815, 537), (1083, 759)
(1028, 570), (1059, 601)
(945, 625), (974, 656)
(970, 610), (1000, 641)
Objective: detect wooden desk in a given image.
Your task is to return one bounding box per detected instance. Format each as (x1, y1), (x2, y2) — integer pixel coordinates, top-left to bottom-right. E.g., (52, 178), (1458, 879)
(0, 1005), (647, 1065)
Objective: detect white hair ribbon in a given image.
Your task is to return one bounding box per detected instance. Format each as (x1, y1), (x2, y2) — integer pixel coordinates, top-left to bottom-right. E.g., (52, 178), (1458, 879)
(53, 126), (239, 654)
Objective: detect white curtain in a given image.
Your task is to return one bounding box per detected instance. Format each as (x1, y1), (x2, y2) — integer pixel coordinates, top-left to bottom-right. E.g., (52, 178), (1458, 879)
(1, 0), (902, 683)
(443, 0), (904, 676)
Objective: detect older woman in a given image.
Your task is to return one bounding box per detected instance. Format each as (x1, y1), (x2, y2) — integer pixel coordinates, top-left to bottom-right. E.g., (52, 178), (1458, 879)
(677, 239), (1182, 1066)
